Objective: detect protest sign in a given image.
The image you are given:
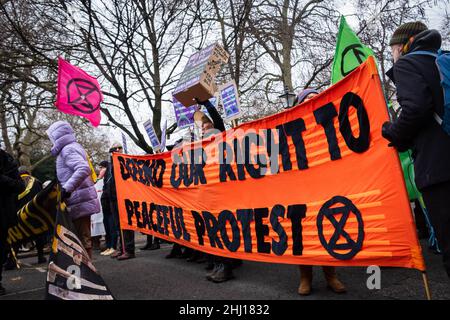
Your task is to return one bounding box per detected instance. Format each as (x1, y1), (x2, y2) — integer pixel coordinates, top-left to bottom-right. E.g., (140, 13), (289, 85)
(7, 181), (57, 246)
(173, 43), (229, 107)
(219, 80), (241, 121)
(173, 96), (197, 129)
(46, 196), (114, 300)
(113, 57), (425, 270)
(144, 120), (161, 152)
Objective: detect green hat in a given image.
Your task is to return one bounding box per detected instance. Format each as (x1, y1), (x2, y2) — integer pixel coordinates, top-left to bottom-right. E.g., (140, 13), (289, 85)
(389, 22), (428, 46)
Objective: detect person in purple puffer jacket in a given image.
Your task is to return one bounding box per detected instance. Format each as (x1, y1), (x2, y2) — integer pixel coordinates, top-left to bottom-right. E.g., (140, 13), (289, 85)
(46, 121), (100, 258)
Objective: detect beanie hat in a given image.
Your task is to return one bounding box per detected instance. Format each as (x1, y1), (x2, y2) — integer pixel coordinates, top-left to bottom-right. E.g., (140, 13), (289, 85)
(110, 141), (122, 149)
(193, 110), (213, 125)
(99, 160), (109, 168)
(296, 88), (319, 105)
(389, 22), (428, 46)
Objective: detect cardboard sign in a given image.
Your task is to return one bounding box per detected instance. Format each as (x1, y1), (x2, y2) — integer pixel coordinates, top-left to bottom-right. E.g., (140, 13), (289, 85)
(143, 120), (161, 152)
(173, 96), (197, 129)
(173, 43), (229, 107)
(113, 57), (425, 271)
(219, 80), (241, 120)
(121, 132), (128, 154)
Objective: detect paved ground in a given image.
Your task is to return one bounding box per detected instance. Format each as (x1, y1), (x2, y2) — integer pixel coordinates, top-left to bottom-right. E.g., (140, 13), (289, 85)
(1, 235), (449, 300)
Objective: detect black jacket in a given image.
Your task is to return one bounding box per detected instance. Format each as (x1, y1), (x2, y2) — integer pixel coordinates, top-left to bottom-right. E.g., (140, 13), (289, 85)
(383, 29), (450, 190)
(0, 149), (25, 234)
(101, 161), (116, 201)
(202, 100), (226, 132)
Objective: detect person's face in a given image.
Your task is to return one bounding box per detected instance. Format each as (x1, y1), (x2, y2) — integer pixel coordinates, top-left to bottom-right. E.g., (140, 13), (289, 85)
(303, 93), (318, 102)
(110, 147), (123, 154)
(202, 121), (214, 134)
(98, 167), (107, 179)
(391, 44), (403, 63)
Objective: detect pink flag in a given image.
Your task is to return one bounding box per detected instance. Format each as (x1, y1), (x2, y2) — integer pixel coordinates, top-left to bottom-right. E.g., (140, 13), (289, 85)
(55, 57), (103, 127)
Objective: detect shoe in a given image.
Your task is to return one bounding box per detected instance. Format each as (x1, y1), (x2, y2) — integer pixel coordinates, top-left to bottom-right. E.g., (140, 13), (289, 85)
(117, 252), (136, 261)
(298, 265), (313, 296)
(181, 248), (193, 259)
(0, 284), (5, 296)
(37, 256), (47, 264)
(19, 245), (30, 253)
(140, 243), (154, 250)
(323, 266), (346, 293)
(148, 243), (161, 250)
(165, 249), (182, 259)
(101, 248), (114, 256)
(206, 263), (220, 281)
(210, 263), (234, 283)
(110, 250), (122, 259)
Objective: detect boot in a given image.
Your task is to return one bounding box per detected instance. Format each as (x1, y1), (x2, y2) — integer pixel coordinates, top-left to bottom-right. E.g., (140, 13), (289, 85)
(210, 262), (234, 283)
(165, 244), (182, 259)
(323, 266), (346, 293)
(298, 265), (313, 296)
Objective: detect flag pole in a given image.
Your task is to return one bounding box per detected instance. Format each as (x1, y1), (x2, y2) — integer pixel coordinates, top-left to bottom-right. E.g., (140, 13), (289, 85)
(421, 272), (432, 300)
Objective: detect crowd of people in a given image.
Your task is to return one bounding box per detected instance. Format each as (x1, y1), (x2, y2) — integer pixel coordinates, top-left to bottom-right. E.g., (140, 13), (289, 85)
(1, 21), (449, 298)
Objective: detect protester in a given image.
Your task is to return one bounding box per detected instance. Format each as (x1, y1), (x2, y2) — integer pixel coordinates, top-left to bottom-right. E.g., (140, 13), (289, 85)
(3, 167), (46, 270)
(382, 22), (450, 278)
(194, 98), (239, 283)
(18, 168), (46, 264)
(46, 121), (100, 259)
(293, 89), (347, 295)
(0, 148), (25, 295)
(91, 163), (106, 252)
(99, 160), (117, 256)
(106, 142), (136, 261)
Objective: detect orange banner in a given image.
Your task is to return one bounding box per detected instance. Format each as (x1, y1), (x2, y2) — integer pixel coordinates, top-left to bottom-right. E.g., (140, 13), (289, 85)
(113, 57), (425, 271)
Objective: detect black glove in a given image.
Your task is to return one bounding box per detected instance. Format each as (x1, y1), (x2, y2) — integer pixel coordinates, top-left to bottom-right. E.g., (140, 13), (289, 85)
(382, 121), (410, 152)
(61, 188), (71, 200)
(381, 121), (392, 141)
(194, 97), (209, 106)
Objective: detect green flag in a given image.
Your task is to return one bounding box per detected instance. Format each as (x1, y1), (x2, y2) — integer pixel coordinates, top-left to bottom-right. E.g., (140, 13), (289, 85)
(331, 16), (375, 84)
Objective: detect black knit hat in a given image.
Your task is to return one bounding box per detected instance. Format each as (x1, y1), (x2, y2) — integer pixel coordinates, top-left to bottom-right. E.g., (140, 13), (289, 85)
(99, 160), (109, 168)
(389, 22), (428, 46)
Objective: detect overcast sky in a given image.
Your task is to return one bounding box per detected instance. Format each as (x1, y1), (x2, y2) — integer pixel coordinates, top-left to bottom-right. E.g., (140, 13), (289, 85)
(106, 1), (449, 155)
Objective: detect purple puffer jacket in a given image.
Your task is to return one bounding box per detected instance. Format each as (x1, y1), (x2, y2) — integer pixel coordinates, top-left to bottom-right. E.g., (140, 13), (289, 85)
(47, 121), (100, 220)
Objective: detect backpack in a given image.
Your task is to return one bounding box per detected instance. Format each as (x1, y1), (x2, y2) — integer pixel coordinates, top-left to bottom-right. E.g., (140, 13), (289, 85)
(407, 49), (450, 135)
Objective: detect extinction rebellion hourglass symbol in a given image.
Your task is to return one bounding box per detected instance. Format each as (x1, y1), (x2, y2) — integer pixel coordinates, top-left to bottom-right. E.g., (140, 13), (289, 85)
(316, 196), (364, 260)
(66, 78), (102, 114)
